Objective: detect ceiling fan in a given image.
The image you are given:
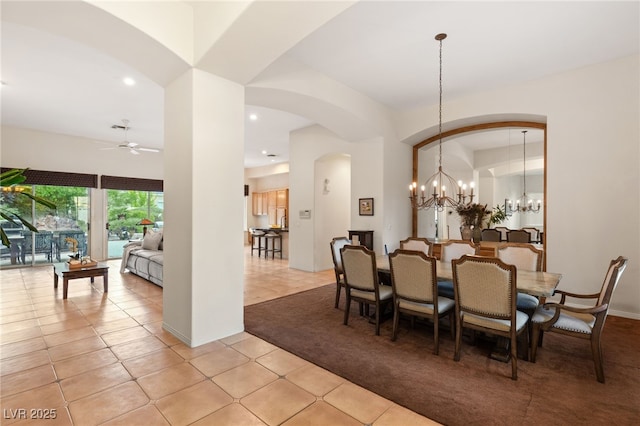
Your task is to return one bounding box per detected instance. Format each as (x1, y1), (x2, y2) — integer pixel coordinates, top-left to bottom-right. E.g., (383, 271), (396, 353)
(104, 119), (160, 155)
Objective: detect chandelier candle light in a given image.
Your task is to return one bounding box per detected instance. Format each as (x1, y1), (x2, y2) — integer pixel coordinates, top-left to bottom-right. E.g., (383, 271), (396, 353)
(409, 33), (474, 211)
(506, 130), (541, 213)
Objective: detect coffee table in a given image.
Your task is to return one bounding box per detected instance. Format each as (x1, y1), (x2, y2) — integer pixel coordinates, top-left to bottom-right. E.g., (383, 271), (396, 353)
(53, 262), (109, 299)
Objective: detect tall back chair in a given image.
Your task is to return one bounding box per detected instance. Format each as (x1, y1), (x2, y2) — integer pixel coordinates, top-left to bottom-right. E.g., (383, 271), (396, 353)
(340, 245), (393, 335)
(497, 243), (543, 272)
(452, 255), (528, 380)
(481, 229), (501, 242)
(531, 256), (628, 383)
(507, 229), (531, 243)
(440, 240), (478, 263)
(330, 237), (351, 308)
(521, 227), (540, 243)
(497, 242), (545, 339)
(399, 237), (432, 255)
(389, 249), (454, 354)
(437, 240), (478, 299)
(495, 226), (509, 241)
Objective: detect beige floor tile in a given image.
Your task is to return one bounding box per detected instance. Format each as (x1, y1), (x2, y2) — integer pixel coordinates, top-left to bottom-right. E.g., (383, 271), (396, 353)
(43, 326), (97, 347)
(37, 310), (85, 326)
(109, 335), (167, 360)
(218, 331), (252, 346)
(282, 400), (362, 426)
(0, 318), (39, 334)
(0, 326), (42, 344)
(20, 408), (74, 425)
(137, 362), (205, 400)
(101, 404), (170, 426)
(68, 381), (149, 425)
(285, 364), (346, 396)
(170, 340), (225, 360)
(83, 309), (131, 325)
(0, 349), (50, 377)
(324, 382), (393, 424)
(122, 347), (185, 378)
(48, 336), (107, 362)
(231, 335), (278, 359)
(93, 317), (140, 335)
(100, 325), (151, 346)
(373, 404), (442, 426)
(190, 403), (267, 426)
(0, 364), (57, 398)
(256, 348), (311, 376)
(53, 348), (118, 379)
(0, 337), (46, 360)
(59, 361), (132, 401)
(240, 379), (316, 425)
(155, 380), (233, 426)
(0, 382), (65, 424)
(40, 317), (90, 335)
(213, 361), (279, 398)
(189, 346), (250, 377)
(0, 310), (37, 325)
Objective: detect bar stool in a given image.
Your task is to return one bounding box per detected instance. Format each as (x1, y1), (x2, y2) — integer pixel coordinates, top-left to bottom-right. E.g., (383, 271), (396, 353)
(264, 231), (282, 259)
(250, 228), (265, 257)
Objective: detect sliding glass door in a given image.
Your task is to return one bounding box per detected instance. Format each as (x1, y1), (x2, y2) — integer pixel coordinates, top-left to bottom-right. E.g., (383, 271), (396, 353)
(105, 189), (163, 259)
(0, 185), (90, 268)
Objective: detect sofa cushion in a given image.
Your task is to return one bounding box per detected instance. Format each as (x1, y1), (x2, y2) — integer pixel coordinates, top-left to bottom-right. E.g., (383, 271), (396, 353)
(141, 229), (163, 250)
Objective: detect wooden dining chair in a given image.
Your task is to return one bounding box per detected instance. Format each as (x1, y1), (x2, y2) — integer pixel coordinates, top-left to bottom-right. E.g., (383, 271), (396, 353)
(452, 255), (528, 380)
(531, 256), (628, 383)
(507, 229), (531, 243)
(399, 237), (433, 255)
(437, 240), (478, 299)
(389, 249), (454, 354)
(497, 242), (545, 342)
(494, 226), (509, 242)
(340, 244), (393, 335)
(522, 227), (540, 243)
(330, 236), (351, 309)
(481, 228), (501, 242)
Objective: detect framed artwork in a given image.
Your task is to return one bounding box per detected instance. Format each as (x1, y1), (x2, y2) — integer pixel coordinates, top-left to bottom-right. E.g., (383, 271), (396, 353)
(359, 198), (374, 216)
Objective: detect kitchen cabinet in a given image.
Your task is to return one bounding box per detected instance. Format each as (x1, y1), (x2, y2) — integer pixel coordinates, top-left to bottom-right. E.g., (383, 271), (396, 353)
(252, 188), (288, 218)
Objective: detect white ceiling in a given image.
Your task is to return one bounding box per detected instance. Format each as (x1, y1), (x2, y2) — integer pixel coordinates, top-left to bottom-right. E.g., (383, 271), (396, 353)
(1, 1), (638, 168)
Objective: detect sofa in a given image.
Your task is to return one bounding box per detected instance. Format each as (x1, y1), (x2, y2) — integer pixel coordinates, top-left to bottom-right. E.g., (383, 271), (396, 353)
(121, 229), (163, 287)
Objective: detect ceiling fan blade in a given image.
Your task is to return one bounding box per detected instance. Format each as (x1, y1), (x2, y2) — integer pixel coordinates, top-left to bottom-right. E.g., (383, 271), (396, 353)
(129, 149), (140, 155)
(137, 147), (160, 153)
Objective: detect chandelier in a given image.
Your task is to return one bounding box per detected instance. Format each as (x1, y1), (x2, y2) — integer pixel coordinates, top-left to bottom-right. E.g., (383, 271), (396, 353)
(506, 130), (541, 213)
(409, 33), (474, 211)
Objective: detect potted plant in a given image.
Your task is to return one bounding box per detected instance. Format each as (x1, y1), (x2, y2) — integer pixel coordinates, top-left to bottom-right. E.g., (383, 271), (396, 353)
(456, 203), (491, 242)
(488, 204), (507, 227)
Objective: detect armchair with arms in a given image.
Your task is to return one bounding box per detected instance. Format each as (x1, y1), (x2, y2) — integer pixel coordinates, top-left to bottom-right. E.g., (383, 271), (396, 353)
(531, 256), (628, 383)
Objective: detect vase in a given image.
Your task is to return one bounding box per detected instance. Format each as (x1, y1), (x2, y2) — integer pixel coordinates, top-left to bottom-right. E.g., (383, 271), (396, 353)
(461, 225), (473, 241)
(472, 227), (482, 243)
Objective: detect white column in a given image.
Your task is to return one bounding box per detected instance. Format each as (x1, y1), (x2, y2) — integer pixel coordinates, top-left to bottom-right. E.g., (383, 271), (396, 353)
(162, 68), (245, 347)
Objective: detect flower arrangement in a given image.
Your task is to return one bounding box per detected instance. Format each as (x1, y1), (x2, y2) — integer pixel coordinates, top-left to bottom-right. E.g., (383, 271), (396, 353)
(456, 203), (491, 228)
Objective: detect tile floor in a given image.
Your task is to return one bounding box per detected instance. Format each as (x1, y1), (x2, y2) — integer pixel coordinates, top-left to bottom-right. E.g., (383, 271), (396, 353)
(0, 248), (438, 425)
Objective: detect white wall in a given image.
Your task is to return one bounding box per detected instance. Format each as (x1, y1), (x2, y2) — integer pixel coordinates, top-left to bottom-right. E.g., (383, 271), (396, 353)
(289, 125), (382, 272)
(314, 154), (351, 271)
(395, 55), (640, 318)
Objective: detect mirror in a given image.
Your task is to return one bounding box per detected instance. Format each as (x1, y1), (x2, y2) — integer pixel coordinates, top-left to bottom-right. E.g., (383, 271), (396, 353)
(412, 121), (546, 248)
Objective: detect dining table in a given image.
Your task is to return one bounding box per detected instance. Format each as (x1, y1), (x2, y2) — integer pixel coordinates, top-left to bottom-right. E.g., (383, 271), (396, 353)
(376, 255), (562, 298)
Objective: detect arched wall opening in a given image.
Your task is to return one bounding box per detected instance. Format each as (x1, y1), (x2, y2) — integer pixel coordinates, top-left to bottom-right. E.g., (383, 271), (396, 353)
(314, 153), (351, 271)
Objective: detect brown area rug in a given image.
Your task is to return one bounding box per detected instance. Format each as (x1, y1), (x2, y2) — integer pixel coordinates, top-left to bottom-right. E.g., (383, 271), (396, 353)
(244, 284), (640, 425)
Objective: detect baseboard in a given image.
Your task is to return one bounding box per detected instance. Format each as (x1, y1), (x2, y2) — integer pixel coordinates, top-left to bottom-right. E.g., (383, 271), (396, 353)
(162, 322), (191, 346)
(610, 310), (640, 320)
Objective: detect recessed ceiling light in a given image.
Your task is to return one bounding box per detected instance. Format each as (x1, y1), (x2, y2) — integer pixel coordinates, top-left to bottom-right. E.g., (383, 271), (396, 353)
(261, 150), (267, 155)
(123, 77), (136, 86)
(249, 114), (258, 121)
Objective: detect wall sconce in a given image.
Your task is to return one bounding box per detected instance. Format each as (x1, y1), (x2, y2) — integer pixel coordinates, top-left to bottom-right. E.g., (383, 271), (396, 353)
(137, 218), (154, 236)
(323, 178), (330, 194)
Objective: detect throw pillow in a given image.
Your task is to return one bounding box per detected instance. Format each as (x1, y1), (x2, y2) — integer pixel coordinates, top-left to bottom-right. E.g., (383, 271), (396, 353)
(141, 229), (163, 250)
